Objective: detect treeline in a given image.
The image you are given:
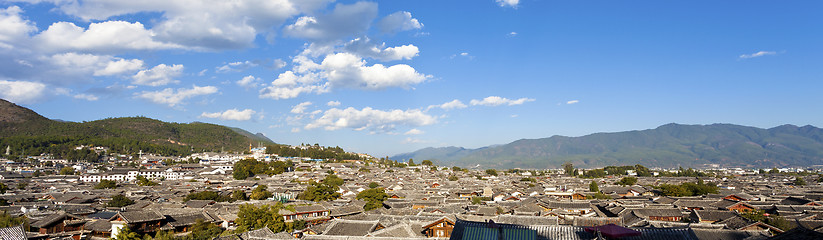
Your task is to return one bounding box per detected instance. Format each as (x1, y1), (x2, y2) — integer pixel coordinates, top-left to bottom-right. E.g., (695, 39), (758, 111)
(580, 165), (653, 178)
(655, 179), (719, 197)
(265, 145), (363, 160)
(1, 116), (265, 159)
(232, 159), (294, 180)
(0, 135), (192, 160)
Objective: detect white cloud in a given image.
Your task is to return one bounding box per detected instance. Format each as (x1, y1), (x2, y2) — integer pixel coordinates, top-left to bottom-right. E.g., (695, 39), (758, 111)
(470, 96), (535, 106)
(566, 100), (579, 104)
(135, 85), (218, 107)
(73, 93), (99, 101)
(739, 51), (777, 59)
(291, 101), (313, 114)
(35, 21), (181, 52)
(284, 2), (377, 42)
(327, 100), (341, 106)
(0, 80), (46, 104)
(404, 128), (424, 135)
(427, 99), (467, 111)
(216, 60), (258, 73)
(508, 31), (517, 36)
(377, 11), (423, 34)
(200, 108), (256, 121)
(496, 0), (520, 8)
(343, 37), (419, 61)
(33, 0), (333, 50)
(236, 75), (260, 88)
(305, 107), (437, 133)
(322, 52), (430, 89)
(260, 52), (429, 99)
(48, 52), (144, 77)
(132, 64), (184, 86)
(0, 6), (37, 48)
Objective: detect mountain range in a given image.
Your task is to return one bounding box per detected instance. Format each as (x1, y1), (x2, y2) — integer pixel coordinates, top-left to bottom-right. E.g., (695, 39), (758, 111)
(0, 98), (273, 155)
(393, 123), (823, 169)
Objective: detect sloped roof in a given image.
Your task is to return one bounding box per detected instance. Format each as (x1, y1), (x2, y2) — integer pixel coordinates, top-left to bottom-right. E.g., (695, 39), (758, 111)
(112, 210), (165, 223)
(321, 219), (381, 236)
(0, 225), (25, 240)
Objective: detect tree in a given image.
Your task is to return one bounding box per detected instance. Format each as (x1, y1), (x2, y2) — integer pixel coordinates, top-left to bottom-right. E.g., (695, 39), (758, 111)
(408, 159), (415, 166)
(0, 211), (27, 228)
(235, 204), (286, 233)
(95, 180), (117, 189)
(135, 175), (158, 186)
(232, 190), (248, 201)
(485, 169), (498, 176)
(448, 175), (459, 181)
(113, 227), (142, 240)
(0, 183), (7, 194)
(183, 218), (223, 240)
(356, 188), (388, 211)
(616, 177), (637, 186)
(368, 182), (379, 188)
(563, 162), (574, 176)
(421, 160), (433, 166)
(769, 168), (780, 174)
(250, 185), (273, 200)
(108, 194), (135, 208)
(589, 181), (599, 192)
(58, 166), (75, 175)
(793, 177), (806, 186)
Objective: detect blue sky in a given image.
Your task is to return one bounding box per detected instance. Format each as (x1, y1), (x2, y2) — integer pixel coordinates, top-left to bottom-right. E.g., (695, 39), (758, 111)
(1, 0), (821, 157)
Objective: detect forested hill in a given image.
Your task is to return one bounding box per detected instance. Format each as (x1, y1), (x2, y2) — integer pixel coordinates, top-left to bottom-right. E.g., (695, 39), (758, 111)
(0, 98), (273, 157)
(394, 123), (823, 169)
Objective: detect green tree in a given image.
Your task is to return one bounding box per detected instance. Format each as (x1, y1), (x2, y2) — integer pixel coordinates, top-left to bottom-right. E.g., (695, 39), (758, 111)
(108, 194), (135, 208)
(485, 169), (498, 176)
(0, 183), (7, 194)
(235, 204), (286, 233)
(135, 175), (158, 186)
(589, 181), (599, 192)
(250, 185), (273, 200)
(356, 188), (388, 211)
(59, 166), (75, 175)
(0, 211), (27, 228)
(769, 168), (780, 174)
(232, 190), (248, 201)
(448, 175), (459, 181)
(94, 179), (117, 189)
(408, 159), (415, 166)
(292, 220), (307, 231)
(183, 218), (223, 240)
(616, 177), (637, 186)
(421, 160), (433, 166)
(368, 182), (379, 188)
(113, 227), (142, 240)
(563, 162), (574, 176)
(793, 177), (806, 186)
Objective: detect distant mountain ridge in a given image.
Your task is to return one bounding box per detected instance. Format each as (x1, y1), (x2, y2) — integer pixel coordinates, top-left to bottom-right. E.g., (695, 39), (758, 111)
(393, 123), (823, 169)
(0, 98), (273, 155)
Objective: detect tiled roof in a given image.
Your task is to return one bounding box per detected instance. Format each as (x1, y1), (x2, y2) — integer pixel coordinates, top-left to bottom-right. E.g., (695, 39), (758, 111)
(0, 225), (26, 240)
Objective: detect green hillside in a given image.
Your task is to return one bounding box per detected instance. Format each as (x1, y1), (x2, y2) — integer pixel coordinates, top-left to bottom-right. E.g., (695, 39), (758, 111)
(0, 99), (273, 158)
(394, 123), (823, 169)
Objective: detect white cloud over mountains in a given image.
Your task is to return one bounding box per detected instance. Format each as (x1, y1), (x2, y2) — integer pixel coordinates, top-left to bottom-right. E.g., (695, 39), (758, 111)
(201, 108), (256, 121)
(135, 85), (217, 107)
(132, 64), (183, 86)
(0, 80), (46, 104)
(305, 107), (437, 133)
